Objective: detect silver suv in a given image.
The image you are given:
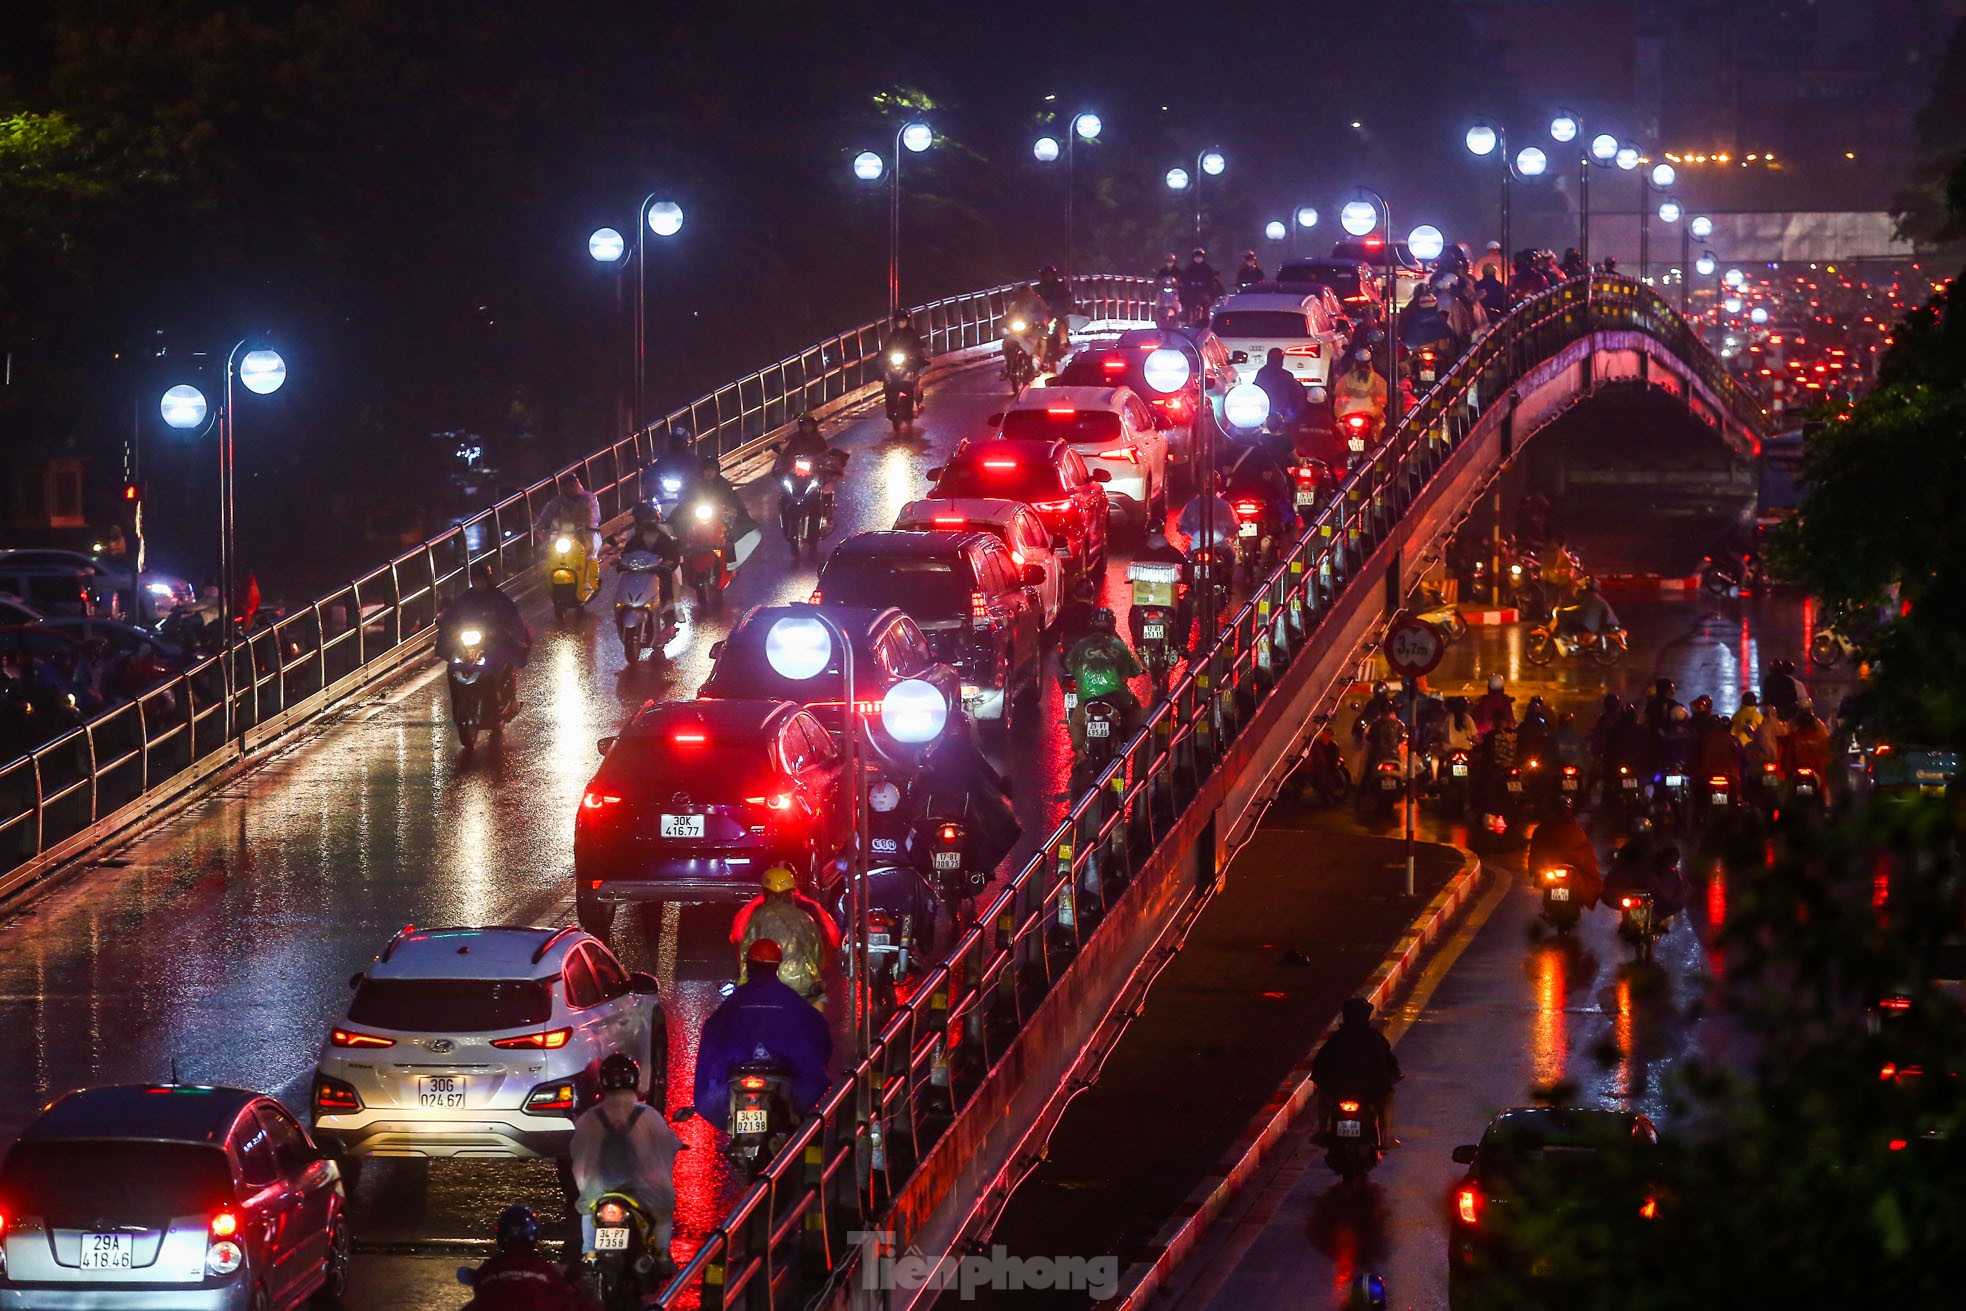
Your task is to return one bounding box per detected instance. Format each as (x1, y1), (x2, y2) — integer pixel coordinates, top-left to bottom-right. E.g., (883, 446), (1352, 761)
(0, 1084), (349, 1311)
(310, 925), (665, 1162)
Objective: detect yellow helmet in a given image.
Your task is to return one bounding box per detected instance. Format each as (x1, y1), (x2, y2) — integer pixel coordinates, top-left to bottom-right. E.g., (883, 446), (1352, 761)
(761, 864), (798, 894)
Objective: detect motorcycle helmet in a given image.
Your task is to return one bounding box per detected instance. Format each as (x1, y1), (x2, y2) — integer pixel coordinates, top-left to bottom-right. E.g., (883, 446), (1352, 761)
(471, 563), (498, 589)
(1372, 681), (1389, 698)
(893, 311), (913, 329)
(1669, 704), (1690, 723)
(668, 424), (694, 452)
(746, 938), (783, 967)
(1191, 246), (1207, 258)
(632, 501), (662, 527)
(1091, 606), (1117, 630)
(1040, 265), (1059, 278)
(495, 1204), (541, 1250)
(1341, 997), (1374, 1025)
(1740, 691), (1758, 707)
(795, 411), (820, 435)
(1630, 815), (1654, 836)
(599, 1052), (640, 1093)
(557, 474), (582, 496)
(1691, 694), (1714, 715)
(761, 864), (798, 894)
(1487, 673), (1506, 692)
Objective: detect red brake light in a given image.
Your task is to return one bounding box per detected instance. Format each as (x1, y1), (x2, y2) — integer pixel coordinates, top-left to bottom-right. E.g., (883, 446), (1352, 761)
(1639, 1197), (1658, 1220)
(1101, 357), (1127, 373)
(971, 590), (988, 619)
(1562, 765), (1578, 776)
(1032, 498), (1073, 514)
(808, 590), (822, 604)
(933, 516), (967, 526)
(1708, 775), (1730, 786)
(1344, 414), (1368, 430)
(1457, 1187), (1481, 1225)
(983, 458), (1019, 469)
(673, 732), (706, 744)
(1338, 1100), (1360, 1113)
(739, 1075), (768, 1091)
(598, 1202), (627, 1224)
(330, 1028), (395, 1049)
(1621, 897), (1636, 909)
(491, 1028), (573, 1050)
(939, 824), (961, 843)
(1284, 343), (1321, 356)
(314, 1076), (361, 1112)
(1544, 868), (1568, 881)
(1096, 447), (1139, 463)
(1233, 500), (1261, 516)
(745, 793), (794, 811)
(581, 790), (622, 810)
(1890, 1139), (1908, 1152)
(1046, 405), (1077, 416)
(210, 1210), (239, 1239)
(1879, 995), (1912, 1010)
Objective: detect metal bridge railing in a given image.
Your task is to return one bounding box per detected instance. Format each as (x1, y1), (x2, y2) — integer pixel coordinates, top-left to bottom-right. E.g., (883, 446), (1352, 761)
(652, 273), (1767, 1309)
(0, 276), (1158, 898)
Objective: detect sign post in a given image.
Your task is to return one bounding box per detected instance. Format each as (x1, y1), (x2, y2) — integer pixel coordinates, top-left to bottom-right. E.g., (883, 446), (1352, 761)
(1384, 617), (1445, 896)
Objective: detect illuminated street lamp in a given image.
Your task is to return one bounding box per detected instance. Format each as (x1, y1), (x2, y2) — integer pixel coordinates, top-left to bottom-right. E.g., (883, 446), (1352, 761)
(159, 340), (289, 745)
(1695, 251), (1718, 277)
(1033, 110), (1102, 286)
(1407, 224), (1446, 263)
(1264, 220), (1287, 242)
(765, 613), (943, 1058)
(1174, 147), (1225, 246)
(1551, 110), (1619, 269)
(1690, 214), (1714, 240)
(1290, 204), (1319, 256)
(1515, 146), (1548, 177)
(1164, 167), (1190, 191)
(585, 193), (685, 430)
(1633, 154), (1673, 285)
(1464, 117), (1513, 273)
(855, 120), (935, 317)
(1341, 187), (1399, 402)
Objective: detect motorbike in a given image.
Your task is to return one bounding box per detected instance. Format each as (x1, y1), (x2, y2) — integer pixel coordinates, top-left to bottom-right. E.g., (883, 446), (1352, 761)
(1522, 619), (1628, 667)
(1539, 863), (1581, 933)
(1412, 584), (1467, 643)
(1606, 761), (1645, 826)
(1616, 890), (1660, 964)
(1228, 497), (1278, 588)
(1074, 683), (1126, 780)
(923, 817), (989, 918)
(1809, 624), (1858, 669)
(445, 625), (512, 750)
(613, 548), (681, 667)
(589, 1190), (673, 1310)
(1356, 756), (1405, 820)
(1490, 764), (1527, 837)
(1747, 760), (1783, 819)
(1127, 560), (1186, 697)
(683, 501), (735, 610)
(1788, 765), (1826, 812)
(1651, 770), (1690, 832)
(547, 523), (601, 621)
(1188, 546), (1231, 615)
(1557, 762), (1584, 808)
(779, 451), (845, 557)
(1181, 292), (1214, 331)
(1700, 549), (1764, 598)
(648, 454), (697, 520)
(1305, 722), (1353, 805)
(1154, 278), (1183, 331)
(1336, 410), (1377, 472)
(884, 351), (924, 431)
(1411, 347), (1441, 390)
(1518, 756), (1552, 820)
(725, 1061), (796, 1178)
(1002, 315), (1042, 391)
(1436, 746), (1471, 816)
(1289, 457), (1331, 525)
(1700, 772), (1738, 830)
(1325, 1096), (1383, 1185)
(1498, 541), (1546, 614)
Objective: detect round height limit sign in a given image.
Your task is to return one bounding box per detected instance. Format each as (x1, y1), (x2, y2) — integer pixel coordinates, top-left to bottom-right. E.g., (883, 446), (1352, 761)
(1385, 618), (1444, 679)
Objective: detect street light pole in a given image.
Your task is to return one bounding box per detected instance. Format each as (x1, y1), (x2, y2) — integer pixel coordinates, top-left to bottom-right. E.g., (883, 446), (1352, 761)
(1466, 121), (1510, 274)
(1193, 147), (1225, 249)
(632, 194), (684, 432)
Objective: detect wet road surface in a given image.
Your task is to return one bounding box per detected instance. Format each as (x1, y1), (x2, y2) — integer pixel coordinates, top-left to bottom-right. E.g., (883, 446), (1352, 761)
(0, 345), (1220, 1306)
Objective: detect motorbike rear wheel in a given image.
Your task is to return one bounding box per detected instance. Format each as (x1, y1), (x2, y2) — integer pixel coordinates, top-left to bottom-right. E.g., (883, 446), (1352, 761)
(1808, 632), (1843, 668)
(1523, 628), (1556, 666)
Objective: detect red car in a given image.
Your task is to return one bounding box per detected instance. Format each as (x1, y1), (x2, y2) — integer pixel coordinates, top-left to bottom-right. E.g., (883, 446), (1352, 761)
(926, 438), (1110, 578)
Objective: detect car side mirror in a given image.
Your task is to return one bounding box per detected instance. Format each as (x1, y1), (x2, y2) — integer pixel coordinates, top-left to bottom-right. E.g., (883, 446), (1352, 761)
(926, 466), (945, 481)
(1091, 468), (1111, 483)
(708, 640), (725, 660)
(1051, 534), (1069, 551)
(348, 971), (365, 989)
(986, 412), (1005, 426)
(1306, 384), (1329, 406)
(1231, 350), (1249, 364)
(1451, 1144), (1478, 1164)
(628, 970), (659, 995)
(597, 735), (617, 756)
(1021, 565), (1045, 587)
(1151, 411), (1173, 431)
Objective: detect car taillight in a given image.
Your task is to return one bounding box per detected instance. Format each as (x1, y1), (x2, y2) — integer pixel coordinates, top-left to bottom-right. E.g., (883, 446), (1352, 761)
(1457, 1186), (1482, 1225)
(972, 591), (989, 619)
(1879, 995), (1912, 1011)
(1155, 394), (1194, 420)
(1284, 342), (1321, 357)
(581, 790), (622, 810)
(524, 1081), (578, 1115)
(599, 1202), (627, 1224)
(206, 1236), (244, 1277)
(330, 1028), (395, 1048)
(210, 1210), (239, 1239)
(673, 732), (706, 745)
(745, 794), (795, 811)
(491, 1028), (572, 1050)
(314, 1074), (362, 1112)
(1032, 497), (1074, 515)
(1046, 405), (1077, 416)
(809, 590), (823, 604)
(740, 1075), (768, 1091)
(1096, 447), (1139, 463)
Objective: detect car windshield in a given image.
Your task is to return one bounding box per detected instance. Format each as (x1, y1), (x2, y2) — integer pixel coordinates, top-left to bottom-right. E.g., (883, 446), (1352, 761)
(934, 457), (1067, 502)
(1210, 311), (1311, 338)
(1475, 1121), (1648, 1199)
(706, 632), (865, 697)
(822, 554), (975, 620)
(347, 977), (553, 1031)
(1000, 408), (1124, 444)
(0, 1141), (234, 1219)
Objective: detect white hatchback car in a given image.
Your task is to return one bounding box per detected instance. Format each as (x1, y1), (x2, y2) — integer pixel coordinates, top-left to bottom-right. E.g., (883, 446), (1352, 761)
(310, 925), (665, 1162)
(892, 497), (1065, 628)
(996, 386), (1169, 532)
(1210, 291), (1350, 389)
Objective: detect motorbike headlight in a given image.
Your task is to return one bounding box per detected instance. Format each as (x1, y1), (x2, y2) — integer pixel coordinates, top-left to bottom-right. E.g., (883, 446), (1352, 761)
(555, 536), (573, 555)
(1010, 319), (1027, 332)
(890, 351), (907, 368)
(459, 627), (483, 647)
(694, 503), (713, 522)
(660, 477), (681, 493)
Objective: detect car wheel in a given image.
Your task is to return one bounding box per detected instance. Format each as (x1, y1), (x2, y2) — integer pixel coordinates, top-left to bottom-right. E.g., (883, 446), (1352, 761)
(313, 1214), (352, 1305)
(577, 895), (615, 938)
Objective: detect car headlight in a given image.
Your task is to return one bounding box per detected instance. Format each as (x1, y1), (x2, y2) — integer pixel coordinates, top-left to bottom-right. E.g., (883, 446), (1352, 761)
(555, 536), (573, 555)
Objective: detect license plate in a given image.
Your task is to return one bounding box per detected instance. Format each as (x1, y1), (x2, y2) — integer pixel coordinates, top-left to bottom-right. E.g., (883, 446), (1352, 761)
(1064, 692), (1078, 713)
(1548, 887), (1571, 902)
(933, 851), (962, 870)
(595, 1226), (631, 1251)
(1237, 521), (1260, 538)
(1561, 778), (1580, 792)
(1666, 774), (1686, 788)
(734, 1108), (769, 1135)
(79, 1233), (133, 1270)
(1421, 369), (1436, 382)
(1796, 782), (1816, 796)
(1296, 491), (1317, 506)
(419, 1075), (467, 1109)
(868, 933), (891, 948)
(1381, 776), (1400, 791)
(661, 813), (704, 838)
(1711, 791), (1729, 805)
(1451, 763), (1468, 777)
(1506, 780), (1523, 793)
(1086, 718), (1111, 738)
(1142, 623), (1165, 640)
(1622, 777), (1639, 790)
(1347, 437), (1366, 452)
(1336, 1120), (1362, 1139)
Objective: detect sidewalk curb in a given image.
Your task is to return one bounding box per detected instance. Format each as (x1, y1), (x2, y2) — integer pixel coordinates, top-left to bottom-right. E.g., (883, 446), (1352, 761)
(1598, 573), (1701, 594)
(1460, 608), (1518, 625)
(1102, 850), (1489, 1311)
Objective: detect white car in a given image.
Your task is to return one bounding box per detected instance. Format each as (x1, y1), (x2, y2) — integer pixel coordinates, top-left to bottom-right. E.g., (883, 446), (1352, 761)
(310, 925), (665, 1162)
(892, 497), (1065, 628)
(1209, 291), (1350, 389)
(996, 385), (1170, 532)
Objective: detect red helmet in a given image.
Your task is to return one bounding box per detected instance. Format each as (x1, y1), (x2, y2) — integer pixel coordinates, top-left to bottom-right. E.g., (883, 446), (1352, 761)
(746, 938), (783, 966)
